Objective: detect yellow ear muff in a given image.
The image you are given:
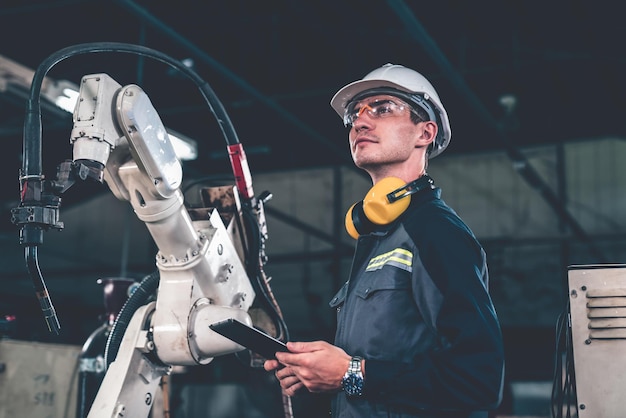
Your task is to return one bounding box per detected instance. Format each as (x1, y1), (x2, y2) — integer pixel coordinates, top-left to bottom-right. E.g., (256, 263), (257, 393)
(362, 177), (411, 225)
(345, 202), (360, 240)
(345, 175), (434, 239)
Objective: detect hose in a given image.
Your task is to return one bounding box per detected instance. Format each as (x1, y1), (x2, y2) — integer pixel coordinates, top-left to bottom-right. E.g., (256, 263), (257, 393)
(103, 270), (160, 369)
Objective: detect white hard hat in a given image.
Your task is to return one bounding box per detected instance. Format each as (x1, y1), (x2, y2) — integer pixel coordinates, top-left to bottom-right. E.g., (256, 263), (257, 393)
(330, 63), (451, 158)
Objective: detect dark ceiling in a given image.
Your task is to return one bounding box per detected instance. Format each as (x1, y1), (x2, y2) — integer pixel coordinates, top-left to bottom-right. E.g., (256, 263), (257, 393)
(1, 0), (625, 213)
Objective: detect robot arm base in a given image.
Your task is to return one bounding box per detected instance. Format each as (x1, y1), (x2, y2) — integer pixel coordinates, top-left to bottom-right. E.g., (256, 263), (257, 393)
(87, 302), (170, 418)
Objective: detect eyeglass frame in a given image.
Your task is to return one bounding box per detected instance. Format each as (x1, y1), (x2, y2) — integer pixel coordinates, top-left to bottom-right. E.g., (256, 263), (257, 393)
(343, 96), (425, 127)
(345, 87), (438, 123)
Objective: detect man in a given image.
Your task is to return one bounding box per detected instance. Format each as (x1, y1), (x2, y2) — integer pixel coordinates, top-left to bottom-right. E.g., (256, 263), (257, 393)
(265, 63), (505, 418)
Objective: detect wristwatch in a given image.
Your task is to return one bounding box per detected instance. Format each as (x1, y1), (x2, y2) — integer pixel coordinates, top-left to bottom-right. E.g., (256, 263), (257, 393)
(341, 355), (364, 396)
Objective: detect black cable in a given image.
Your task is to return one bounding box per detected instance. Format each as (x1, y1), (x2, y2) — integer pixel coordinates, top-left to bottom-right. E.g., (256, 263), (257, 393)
(19, 42), (245, 333)
(551, 298), (577, 418)
(25, 41), (243, 177)
(551, 307), (565, 417)
(241, 204), (289, 343)
(104, 270), (160, 368)
(24, 42), (287, 343)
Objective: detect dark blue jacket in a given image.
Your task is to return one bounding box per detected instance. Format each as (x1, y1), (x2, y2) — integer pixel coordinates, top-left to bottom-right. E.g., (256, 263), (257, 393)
(329, 185), (505, 418)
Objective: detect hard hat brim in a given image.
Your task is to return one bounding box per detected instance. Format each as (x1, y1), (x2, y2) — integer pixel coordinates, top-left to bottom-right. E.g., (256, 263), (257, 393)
(330, 79), (414, 117)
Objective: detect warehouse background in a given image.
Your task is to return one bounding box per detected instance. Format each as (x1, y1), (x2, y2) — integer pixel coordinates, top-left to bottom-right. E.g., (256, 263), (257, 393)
(1, 1), (626, 417)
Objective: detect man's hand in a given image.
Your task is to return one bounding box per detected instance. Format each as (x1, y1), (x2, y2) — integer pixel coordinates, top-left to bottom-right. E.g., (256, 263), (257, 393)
(264, 341), (353, 396)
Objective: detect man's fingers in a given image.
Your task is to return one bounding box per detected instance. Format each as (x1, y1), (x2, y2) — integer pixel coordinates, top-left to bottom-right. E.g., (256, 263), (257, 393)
(281, 379), (305, 397)
(263, 359), (280, 371)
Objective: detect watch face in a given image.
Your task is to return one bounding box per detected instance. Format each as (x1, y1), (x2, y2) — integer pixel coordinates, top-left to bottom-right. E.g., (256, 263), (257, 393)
(342, 373), (364, 396)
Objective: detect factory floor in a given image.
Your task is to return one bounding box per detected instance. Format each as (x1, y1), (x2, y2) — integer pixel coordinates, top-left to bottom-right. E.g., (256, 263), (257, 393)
(0, 339), (571, 418)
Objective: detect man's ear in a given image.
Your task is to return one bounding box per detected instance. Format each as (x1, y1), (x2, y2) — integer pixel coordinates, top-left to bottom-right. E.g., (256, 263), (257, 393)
(417, 120), (437, 148)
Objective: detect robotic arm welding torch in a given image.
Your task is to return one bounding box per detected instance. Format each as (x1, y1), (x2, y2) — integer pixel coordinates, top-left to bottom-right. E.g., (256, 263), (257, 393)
(25, 245), (60, 334)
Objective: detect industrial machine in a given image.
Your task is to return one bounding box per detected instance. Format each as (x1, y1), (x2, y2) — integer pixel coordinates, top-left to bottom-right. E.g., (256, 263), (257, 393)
(563, 265), (626, 418)
(10, 42), (290, 418)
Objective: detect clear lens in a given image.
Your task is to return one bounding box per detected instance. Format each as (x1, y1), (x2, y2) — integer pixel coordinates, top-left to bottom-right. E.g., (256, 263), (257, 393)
(343, 99), (412, 126)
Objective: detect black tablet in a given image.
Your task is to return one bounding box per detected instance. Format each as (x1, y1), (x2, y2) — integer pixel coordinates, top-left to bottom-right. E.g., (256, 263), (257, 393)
(209, 318), (289, 359)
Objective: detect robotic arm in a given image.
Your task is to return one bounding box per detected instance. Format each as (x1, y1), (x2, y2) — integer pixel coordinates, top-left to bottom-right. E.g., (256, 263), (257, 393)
(10, 44), (289, 418)
(73, 73), (256, 364)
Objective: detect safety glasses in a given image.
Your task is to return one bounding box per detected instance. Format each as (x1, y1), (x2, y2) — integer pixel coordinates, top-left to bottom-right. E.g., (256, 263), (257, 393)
(343, 97), (419, 127)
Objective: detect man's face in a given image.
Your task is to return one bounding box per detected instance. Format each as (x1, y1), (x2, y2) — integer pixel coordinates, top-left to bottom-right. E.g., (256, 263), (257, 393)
(346, 95), (426, 171)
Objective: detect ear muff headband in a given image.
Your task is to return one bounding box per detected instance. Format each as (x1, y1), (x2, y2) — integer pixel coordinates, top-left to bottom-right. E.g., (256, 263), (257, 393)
(345, 175), (435, 239)
(387, 175), (435, 202)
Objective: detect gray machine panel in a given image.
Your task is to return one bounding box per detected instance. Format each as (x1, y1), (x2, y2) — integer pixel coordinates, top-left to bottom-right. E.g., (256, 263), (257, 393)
(569, 264), (626, 418)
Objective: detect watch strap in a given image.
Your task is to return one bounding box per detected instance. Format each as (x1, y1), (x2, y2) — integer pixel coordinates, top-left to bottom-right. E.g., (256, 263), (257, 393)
(348, 356), (363, 375)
